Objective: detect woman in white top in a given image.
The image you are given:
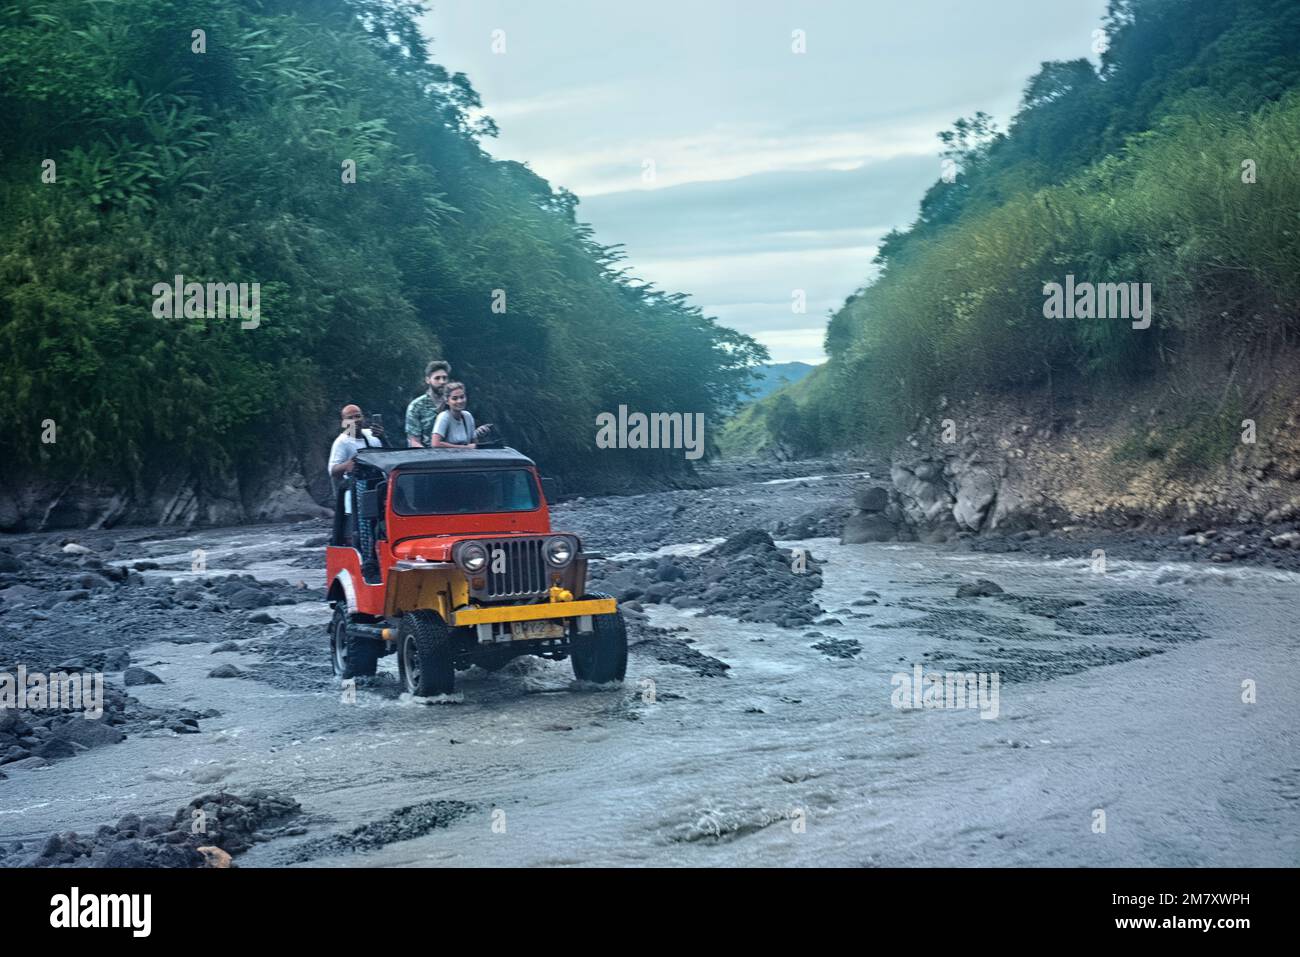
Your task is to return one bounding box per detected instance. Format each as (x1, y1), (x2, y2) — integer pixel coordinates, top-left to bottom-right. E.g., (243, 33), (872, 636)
(430, 382), (477, 449)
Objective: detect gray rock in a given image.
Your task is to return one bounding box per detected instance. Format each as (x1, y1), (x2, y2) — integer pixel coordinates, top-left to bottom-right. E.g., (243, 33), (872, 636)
(642, 582), (677, 603)
(841, 512), (897, 544)
(103, 839), (152, 868)
(953, 469), (998, 530)
(35, 738), (78, 760)
(853, 487), (890, 512)
(706, 528), (776, 557)
(956, 579), (1004, 598)
(891, 462), (954, 525)
(227, 587), (269, 609)
(101, 647), (131, 671)
(53, 719), (126, 750)
(124, 667), (164, 687)
(652, 561), (687, 582)
(0, 583), (43, 605)
(3, 756), (49, 771)
(207, 664), (243, 679)
(918, 522), (959, 545)
(100, 564), (130, 583)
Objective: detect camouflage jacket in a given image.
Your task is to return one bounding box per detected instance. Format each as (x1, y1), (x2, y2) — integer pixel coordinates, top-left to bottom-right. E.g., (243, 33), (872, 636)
(404, 390), (445, 446)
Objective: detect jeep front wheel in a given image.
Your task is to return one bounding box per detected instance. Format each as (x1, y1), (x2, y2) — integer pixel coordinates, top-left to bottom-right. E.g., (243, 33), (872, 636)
(398, 610), (456, 697)
(570, 593), (628, 684)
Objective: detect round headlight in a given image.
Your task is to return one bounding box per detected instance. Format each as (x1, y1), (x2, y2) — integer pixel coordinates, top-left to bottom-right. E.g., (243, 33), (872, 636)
(544, 536), (574, 567)
(460, 542), (487, 572)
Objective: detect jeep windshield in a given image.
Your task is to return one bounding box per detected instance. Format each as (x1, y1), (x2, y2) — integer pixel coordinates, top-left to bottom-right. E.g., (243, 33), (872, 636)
(392, 468), (539, 515)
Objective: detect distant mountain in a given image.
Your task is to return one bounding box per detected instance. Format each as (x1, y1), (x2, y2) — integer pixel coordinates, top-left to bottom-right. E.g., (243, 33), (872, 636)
(744, 362), (817, 402)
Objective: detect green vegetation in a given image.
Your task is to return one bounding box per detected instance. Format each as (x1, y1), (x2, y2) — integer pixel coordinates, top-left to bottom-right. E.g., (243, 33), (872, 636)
(0, 0), (765, 490)
(771, 0), (1300, 456)
(1113, 399), (1246, 473)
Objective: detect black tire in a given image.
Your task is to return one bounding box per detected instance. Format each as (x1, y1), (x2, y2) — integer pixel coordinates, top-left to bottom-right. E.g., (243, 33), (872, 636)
(570, 593), (628, 684)
(398, 610), (456, 696)
(330, 606), (379, 678)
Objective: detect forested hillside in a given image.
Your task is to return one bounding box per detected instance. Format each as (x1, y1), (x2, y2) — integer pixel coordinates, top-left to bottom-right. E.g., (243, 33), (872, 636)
(762, 0), (1300, 458)
(0, 0), (764, 512)
(743, 362), (815, 402)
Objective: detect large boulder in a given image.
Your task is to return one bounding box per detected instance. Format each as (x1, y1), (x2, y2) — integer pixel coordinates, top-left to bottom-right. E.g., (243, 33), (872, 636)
(853, 486), (890, 512)
(987, 477), (1031, 531)
(952, 469), (998, 530)
(891, 462), (954, 525)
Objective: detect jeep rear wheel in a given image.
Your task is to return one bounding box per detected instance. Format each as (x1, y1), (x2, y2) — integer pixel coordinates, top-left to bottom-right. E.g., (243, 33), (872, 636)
(398, 610), (456, 697)
(330, 606), (379, 678)
(570, 593), (628, 684)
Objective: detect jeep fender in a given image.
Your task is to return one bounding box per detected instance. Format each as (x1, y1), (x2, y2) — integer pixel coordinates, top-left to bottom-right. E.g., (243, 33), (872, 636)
(328, 568), (359, 614)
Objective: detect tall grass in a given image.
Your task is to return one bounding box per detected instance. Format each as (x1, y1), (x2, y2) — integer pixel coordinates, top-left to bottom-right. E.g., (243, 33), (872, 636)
(790, 94), (1300, 453)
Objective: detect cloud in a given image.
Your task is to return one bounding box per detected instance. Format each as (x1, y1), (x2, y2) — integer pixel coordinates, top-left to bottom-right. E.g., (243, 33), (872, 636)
(421, 0), (1114, 361)
(566, 155), (933, 359)
(467, 85), (617, 122)
(512, 119), (942, 197)
(579, 155), (938, 258)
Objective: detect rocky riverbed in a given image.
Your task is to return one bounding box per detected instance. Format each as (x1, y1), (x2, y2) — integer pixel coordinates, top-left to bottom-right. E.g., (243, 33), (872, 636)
(1, 455), (1297, 867)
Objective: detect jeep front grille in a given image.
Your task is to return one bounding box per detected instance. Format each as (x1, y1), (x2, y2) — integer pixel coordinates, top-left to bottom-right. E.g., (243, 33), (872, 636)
(484, 538), (549, 599)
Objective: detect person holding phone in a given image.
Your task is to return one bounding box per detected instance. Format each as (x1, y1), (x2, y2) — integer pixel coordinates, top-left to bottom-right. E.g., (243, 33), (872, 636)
(328, 404), (385, 496)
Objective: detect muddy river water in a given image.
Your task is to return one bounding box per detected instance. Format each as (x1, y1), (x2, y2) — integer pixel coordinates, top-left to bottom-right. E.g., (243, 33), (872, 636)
(1, 468), (1297, 867)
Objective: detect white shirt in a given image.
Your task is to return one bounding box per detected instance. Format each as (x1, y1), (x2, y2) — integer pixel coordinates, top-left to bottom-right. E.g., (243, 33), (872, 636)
(328, 428), (382, 477)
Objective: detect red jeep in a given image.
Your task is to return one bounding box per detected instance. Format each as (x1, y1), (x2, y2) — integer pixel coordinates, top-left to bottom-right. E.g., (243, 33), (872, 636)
(325, 447), (627, 696)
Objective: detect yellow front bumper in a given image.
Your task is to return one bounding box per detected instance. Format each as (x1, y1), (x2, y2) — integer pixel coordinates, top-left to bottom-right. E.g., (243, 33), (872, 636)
(452, 598), (616, 627)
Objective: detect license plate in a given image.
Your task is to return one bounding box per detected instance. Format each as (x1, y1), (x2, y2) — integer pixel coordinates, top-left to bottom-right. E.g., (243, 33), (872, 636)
(514, 619), (564, 641)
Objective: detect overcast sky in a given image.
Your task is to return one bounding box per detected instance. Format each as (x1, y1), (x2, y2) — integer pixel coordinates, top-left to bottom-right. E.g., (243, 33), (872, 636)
(420, 0), (1109, 363)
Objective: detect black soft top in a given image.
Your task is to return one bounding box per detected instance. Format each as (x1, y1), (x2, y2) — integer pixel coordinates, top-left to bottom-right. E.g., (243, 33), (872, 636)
(354, 446), (535, 475)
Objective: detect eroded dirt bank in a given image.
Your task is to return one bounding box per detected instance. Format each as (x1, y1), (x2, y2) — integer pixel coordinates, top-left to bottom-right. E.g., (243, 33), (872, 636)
(813, 380), (1300, 576)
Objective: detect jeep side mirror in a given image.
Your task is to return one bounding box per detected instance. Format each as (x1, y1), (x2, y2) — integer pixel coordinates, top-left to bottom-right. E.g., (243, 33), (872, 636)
(358, 488), (382, 520)
(541, 477), (562, 502)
